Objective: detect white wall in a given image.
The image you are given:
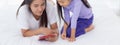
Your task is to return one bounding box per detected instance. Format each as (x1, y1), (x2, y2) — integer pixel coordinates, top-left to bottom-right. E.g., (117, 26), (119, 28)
(105, 0), (120, 15)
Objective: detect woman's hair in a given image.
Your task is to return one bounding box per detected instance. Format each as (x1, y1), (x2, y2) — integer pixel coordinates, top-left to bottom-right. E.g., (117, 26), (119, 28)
(16, 0), (48, 27)
(57, 0), (91, 25)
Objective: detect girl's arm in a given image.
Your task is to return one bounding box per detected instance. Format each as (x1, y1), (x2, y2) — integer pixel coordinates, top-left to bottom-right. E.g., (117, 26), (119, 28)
(68, 28), (76, 42)
(61, 23), (68, 39)
(63, 7), (70, 32)
(71, 28), (76, 38)
(69, 0), (82, 41)
(63, 23), (68, 33)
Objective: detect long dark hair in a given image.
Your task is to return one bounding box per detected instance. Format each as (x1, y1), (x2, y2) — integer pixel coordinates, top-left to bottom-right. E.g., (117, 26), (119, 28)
(57, 0), (91, 25)
(16, 0), (48, 27)
(57, 3), (68, 25)
(81, 0), (91, 8)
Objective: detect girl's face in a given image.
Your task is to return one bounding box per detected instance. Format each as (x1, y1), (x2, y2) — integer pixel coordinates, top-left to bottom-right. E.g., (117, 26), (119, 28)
(30, 0), (45, 17)
(57, 0), (71, 7)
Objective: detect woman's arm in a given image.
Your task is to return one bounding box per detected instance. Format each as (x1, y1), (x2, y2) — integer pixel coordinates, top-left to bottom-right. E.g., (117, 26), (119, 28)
(21, 27), (53, 37)
(50, 22), (59, 35)
(21, 29), (41, 37)
(50, 22), (58, 30)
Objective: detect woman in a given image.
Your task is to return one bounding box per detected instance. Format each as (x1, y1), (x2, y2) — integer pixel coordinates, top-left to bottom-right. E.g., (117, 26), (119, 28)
(17, 0), (58, 42)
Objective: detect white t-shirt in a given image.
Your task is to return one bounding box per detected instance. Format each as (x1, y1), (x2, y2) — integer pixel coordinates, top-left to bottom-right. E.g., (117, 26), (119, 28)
(46, 0), (58, 25)
(17, 5), (40, 30)
(17, 3), (58, 30)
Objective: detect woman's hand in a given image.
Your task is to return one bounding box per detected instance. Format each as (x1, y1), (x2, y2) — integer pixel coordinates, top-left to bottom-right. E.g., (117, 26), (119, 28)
(39, 27), (54, 35)
(39, 28), (59, 42)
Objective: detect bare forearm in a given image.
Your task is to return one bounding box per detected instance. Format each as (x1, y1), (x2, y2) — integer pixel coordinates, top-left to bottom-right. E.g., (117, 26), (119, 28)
(22, 27), (44, 37)
(50, 23), (58, 30)
(71, 28), (76, 37)
(50, 23), (58, 33)
(63, 23), (68, 32)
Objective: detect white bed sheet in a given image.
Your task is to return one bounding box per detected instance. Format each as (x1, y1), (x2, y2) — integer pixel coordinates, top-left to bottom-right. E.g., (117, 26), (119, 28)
(0, 0), (120, 45)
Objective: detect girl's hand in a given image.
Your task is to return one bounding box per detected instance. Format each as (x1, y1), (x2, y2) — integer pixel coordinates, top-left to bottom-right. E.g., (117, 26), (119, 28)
(68, 28), (76, 42)
(61, 31), (66, 40)
(61, 23), (68, 40)
(68, 36), (76, 42)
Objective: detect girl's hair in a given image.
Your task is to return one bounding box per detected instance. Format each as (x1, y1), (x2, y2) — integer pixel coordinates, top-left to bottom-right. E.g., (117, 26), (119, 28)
(16, 0), (48, 27)
(57, 0), (91, 25)
(81, 0), (91, 8)
(57, 3), (68, 25)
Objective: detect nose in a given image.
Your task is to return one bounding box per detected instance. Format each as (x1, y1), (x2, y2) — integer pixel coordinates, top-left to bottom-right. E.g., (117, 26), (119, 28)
(38, 6), (43, 12)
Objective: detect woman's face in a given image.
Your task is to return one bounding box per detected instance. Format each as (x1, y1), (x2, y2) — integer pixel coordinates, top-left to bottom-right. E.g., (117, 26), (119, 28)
(30, 0), (45, 17)
(57, 0), (71, 7)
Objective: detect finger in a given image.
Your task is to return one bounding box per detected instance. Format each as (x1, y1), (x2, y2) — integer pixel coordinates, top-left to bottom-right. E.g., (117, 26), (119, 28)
(68, 38), (74, 42)
(71, 38), (76, 42)
(68, 38), (71, 42)
(71, 39), (74, 42)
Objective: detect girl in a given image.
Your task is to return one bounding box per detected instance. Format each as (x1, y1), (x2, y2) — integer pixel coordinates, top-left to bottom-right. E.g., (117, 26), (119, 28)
(57, 0), (94, 42)
(17, 0), (58, 42)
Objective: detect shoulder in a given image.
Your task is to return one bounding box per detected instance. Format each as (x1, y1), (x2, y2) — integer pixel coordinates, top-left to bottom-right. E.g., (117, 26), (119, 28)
(19, 5), (29, 12)
(72, 0), (82, 6)
(47, 0), (56, 6)
(19, 5), (30, 14)
(18, 5), (31, 15)
(17, 5), (31, 20)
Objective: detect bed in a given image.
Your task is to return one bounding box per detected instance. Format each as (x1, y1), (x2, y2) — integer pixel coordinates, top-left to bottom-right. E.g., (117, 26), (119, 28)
(0, 0), (120, 45)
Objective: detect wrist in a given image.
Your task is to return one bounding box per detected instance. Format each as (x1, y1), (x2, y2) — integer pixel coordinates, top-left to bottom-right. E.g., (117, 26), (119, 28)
(63, 30), (66, 33)
(37, 27), (45, 34)
(71, 28), (76, 37)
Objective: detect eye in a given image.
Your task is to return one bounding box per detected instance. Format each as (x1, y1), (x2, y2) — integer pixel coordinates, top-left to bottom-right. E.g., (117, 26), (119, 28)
(59, 1), (64, 3)
(41, 3), (45, 6)
(34, 4), (39, 7)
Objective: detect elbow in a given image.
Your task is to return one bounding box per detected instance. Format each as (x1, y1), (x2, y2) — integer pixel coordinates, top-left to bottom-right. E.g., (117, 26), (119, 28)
(22, 33), (33, 37)
(21, 30), (33, 37)
(50, 23), (58, 29)
(22, 33), (28, 37)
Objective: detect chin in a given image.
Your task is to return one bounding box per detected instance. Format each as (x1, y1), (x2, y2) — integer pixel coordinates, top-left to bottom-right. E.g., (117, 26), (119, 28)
(37, 13), (42, 16)
(63, 5), (68, 7)
(37, 15), (42, 17)
(35, 14), (41, 17)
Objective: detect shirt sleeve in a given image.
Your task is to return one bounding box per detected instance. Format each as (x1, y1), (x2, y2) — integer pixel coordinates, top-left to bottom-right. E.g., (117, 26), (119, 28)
(71, 0), (82, 29)
(17, 5), (29, 30)
(63, 8), (70, 24)
(46, 0), (57, 25)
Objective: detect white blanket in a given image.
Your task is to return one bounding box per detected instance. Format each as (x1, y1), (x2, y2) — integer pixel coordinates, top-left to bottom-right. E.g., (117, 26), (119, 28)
(0, 0), (120, 45)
